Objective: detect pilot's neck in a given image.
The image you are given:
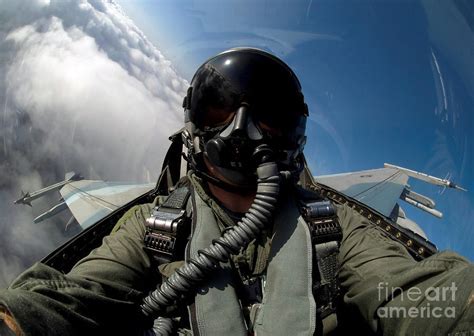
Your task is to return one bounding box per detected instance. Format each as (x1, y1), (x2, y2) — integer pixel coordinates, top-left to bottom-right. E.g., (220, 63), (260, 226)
(207, 181), (255, 213)
(203, 156), (255, 213)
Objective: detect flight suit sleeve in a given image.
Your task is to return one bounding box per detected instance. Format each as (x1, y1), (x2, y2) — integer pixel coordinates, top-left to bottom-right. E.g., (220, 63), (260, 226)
(336, 203), (474, 335)
(0, 204), (155, 336)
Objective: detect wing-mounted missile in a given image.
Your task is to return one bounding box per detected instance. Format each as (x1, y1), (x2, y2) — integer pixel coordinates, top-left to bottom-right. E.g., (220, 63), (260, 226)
(15, 190), (32, 207)
(14, 172), (83, 206)
(301, 160), (468, 259)
(33, 201), (68, 224)
(384, 163), (467, 219)
(384, 163), (467, 192)
(400, 191), (443, 218)
(400, 188), (443, 218)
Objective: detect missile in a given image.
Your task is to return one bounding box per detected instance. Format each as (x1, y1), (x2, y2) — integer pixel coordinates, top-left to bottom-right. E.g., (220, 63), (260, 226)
(402, 188), (436, 209)
(33, 201), (68, 224)
(384, 163), (467, 192)
(14, 172), (82, 206)
(400, 193), (443, 218)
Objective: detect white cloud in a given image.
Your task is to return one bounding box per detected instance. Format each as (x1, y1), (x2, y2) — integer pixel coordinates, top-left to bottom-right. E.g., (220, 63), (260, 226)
(0, 0), (188, 286)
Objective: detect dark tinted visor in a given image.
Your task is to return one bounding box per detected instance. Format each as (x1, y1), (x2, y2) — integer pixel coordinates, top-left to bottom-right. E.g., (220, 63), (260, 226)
(190, 66), (306, 132)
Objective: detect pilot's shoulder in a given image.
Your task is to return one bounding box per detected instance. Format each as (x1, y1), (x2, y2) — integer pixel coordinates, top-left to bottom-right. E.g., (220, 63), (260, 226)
(295, 185), (367, 230)
(111, 196), (163, 233)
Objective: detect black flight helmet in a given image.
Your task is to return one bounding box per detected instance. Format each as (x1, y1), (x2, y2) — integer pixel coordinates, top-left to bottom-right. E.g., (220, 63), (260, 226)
(183, 47), (308, 187)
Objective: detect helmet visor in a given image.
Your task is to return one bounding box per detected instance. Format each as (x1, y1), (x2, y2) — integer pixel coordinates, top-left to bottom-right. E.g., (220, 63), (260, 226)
(190, 66), (306, 135)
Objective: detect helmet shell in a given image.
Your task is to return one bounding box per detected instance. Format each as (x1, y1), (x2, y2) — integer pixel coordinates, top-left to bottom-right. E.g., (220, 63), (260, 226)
(185, 48), (308, 135)
(182, 48), (308, 183)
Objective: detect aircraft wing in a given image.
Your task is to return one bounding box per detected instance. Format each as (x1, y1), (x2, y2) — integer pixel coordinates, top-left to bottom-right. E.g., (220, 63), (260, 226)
(40, 163), (465, 271)
(314, 167), (408, 219)
(60, 180), (155, 229)
(310, 162), (466, 242)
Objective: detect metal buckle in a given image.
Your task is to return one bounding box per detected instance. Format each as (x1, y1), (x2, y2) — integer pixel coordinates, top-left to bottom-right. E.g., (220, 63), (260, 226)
(302, 200), (335, 218)
(301, 200), (342, 245)
(144, 206), (188, 263)
(145, 208), (185, 233)
(144, 232), (176, 258)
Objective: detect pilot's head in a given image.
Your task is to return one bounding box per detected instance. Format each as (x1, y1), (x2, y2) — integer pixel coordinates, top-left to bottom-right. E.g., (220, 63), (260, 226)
(182, 48), (308, 189)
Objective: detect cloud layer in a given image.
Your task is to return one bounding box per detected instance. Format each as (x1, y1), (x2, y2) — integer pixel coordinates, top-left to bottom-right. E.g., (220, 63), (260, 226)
(0, 0), (187, 286)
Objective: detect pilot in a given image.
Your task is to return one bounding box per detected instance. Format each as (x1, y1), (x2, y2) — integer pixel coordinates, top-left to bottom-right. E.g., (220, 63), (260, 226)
(1, 48), (473, 335)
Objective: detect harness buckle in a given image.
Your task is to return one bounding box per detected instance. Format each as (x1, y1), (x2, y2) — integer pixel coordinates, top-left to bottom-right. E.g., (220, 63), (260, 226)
(146, 209), (186, 233)
(144, 207), (188, 263)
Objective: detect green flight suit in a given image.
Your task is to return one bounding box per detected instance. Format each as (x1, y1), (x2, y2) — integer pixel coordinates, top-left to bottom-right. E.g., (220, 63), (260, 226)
(0, 176), (473, 335)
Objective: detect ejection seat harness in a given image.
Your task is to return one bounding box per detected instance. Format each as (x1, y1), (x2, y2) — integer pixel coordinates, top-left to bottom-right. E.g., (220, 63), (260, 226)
(143, 182), (343, 335)
(144, 186), (191, 266)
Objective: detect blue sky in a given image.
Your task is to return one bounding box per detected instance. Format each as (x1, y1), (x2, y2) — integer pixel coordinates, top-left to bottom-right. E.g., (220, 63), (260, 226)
(117, 0), (473, 260)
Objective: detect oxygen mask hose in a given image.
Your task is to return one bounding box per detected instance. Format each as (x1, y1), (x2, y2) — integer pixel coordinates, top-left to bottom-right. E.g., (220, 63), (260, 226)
(141, 148), (281, 335)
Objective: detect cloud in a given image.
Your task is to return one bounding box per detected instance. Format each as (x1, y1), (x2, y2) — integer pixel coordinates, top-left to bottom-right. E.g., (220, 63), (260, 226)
(0, 0), (188, 286)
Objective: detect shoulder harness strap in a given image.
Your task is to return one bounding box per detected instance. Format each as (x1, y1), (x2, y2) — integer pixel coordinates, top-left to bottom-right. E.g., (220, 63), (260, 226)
(144, 185), (191, 265)
(155, 128), (188, 196)
(299, 194), (343, 321)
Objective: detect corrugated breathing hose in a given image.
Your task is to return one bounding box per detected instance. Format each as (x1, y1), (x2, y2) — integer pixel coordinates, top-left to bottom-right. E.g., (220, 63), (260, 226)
(141, 159), (282, 335)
